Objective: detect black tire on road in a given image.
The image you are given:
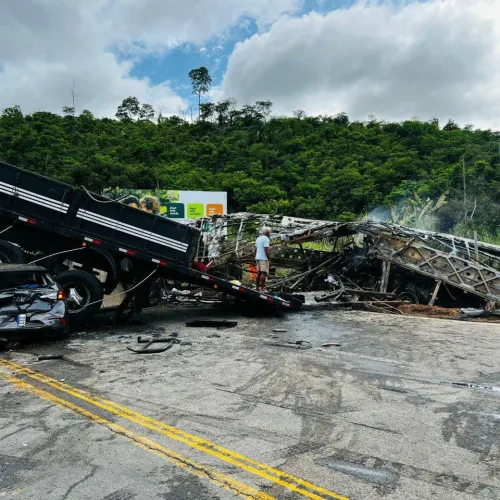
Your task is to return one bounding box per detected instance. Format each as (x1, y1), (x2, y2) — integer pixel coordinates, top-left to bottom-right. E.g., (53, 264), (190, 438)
(0, 240), (26, 264)
(54, 269), (104, 326)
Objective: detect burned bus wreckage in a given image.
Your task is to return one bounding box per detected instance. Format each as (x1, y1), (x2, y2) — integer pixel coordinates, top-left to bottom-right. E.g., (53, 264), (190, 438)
(192, 213), (500, 311)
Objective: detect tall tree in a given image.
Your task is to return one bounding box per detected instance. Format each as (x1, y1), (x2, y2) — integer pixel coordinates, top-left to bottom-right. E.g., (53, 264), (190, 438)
(188, 67), (212, 120)
(139, 103), (155, 121)
(115, 97), (154, 121)
(255, 101), (273, 121)
(116, 97), (141, 121)
(293, 110), (306, 120)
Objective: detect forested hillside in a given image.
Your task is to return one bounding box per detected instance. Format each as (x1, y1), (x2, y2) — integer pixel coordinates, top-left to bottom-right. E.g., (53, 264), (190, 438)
(1, 99), (500, 237)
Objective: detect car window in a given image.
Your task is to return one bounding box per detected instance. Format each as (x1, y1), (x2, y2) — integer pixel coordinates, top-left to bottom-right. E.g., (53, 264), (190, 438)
(0, 272), (53, 289)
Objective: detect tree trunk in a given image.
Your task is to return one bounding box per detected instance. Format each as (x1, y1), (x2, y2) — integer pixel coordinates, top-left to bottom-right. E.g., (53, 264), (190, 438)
(198, 92), (201, 121)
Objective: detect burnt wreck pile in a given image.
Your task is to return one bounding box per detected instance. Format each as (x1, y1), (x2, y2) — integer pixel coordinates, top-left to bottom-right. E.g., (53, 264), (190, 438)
(192, 214), (500, 311)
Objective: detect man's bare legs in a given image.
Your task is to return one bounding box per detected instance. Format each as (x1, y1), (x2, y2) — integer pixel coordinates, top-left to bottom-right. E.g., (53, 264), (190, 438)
(260, 272), (268, 292)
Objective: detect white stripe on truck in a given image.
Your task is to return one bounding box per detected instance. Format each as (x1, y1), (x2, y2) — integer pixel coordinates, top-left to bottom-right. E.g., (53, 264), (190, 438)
(0, 180), (188, 254)
(0, 181), (69, 213)
(76, 209), (188, 253)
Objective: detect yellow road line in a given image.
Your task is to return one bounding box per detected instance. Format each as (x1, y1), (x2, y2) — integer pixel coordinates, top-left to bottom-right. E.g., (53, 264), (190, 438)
(0, 358), (348, 500)
(0, 371), (273, 500)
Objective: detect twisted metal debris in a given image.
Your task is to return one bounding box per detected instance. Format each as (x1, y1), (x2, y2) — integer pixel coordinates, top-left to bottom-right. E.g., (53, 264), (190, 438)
(191, 214), (500, 307)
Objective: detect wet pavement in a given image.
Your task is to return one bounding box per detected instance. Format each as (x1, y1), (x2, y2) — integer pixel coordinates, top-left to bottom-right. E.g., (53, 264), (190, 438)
(1, 304), (500, 499)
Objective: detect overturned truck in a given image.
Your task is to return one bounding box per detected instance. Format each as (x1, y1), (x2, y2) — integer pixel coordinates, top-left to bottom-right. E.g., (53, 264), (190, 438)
(194, 214), (500, 309)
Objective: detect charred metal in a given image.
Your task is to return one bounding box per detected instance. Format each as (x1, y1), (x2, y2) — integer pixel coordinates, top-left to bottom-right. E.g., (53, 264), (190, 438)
(192, 214), (500, 310)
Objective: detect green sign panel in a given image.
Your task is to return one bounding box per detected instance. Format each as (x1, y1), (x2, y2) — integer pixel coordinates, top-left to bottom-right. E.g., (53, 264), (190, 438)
(167, 203), (185, 219)
(187, 203), (204, 219)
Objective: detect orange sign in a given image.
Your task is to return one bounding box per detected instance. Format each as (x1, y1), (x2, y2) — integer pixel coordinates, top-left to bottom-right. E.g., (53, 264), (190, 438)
(206, 204), (224, 216)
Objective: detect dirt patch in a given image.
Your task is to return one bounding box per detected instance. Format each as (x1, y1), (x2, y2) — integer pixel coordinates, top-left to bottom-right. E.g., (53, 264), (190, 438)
(397, 304), (461, 318)
(397, 303), (500, 324)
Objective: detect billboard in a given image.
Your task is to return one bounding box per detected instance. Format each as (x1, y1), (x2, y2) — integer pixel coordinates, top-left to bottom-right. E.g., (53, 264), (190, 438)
(103, 188), (227, 222)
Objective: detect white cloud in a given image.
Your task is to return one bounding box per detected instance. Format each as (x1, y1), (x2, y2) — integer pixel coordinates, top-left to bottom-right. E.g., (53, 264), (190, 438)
(220, 0), (500, 129)
(111, 0), (303, 49)
(0, 0), (301, 117)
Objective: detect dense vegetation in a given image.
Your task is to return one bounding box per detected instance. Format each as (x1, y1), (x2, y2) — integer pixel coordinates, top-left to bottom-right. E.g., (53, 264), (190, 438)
(1, 96), (500, 238)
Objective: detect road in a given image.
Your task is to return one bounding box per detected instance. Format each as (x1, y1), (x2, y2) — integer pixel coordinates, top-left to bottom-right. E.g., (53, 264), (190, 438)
(1, 304), (500, 499)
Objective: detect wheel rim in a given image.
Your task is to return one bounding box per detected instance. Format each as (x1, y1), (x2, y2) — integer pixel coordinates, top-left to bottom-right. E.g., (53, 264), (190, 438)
(63, 282), (92, 313)
(398, 292), (419, 304)
(0, 250), (12, 263)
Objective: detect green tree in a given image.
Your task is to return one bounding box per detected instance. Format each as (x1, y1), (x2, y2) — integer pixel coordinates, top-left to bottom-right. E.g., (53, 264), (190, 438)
(200, 102), (215, 122)
(139, 103), (155, 121)
(3, 94), (500, 237)
(188, 67), (212, 121)
(255, 101), (273, 121)
(116, 97), (141, 121)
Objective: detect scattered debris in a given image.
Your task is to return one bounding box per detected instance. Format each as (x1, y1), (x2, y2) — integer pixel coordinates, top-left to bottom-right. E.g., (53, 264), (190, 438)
(37, 354), (64, 361)
(268, 340), (313, 350)
(315, 289), (397, 303)
(127, 333), (181, 354)
(321, 343), (341, 347)
(207, 333), (221, 338)
(272, 329), (287, 333)
(186, 320), (238, 328)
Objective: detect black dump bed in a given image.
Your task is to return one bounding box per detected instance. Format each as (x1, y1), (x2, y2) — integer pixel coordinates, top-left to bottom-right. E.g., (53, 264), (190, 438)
(0, 161), (298, 311)
(0, 161), (198, 265)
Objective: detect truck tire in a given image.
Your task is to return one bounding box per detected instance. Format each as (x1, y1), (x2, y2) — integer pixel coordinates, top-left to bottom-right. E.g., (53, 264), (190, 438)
(0, 240), (26, 264)
(54, 270), (104, 326)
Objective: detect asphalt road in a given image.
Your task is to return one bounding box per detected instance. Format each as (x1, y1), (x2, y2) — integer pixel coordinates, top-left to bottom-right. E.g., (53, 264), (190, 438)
(1, 304), (500, 499)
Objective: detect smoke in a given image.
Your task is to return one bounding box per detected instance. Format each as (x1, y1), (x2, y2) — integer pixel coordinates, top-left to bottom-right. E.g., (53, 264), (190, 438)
(366, 207), (390, 223)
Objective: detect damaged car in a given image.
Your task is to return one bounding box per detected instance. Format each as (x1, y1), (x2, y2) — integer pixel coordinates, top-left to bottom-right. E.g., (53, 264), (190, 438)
(0, 264), (69, 338)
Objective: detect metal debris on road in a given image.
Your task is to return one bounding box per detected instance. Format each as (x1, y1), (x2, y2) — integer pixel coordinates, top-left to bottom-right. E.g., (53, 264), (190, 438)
(37, 354), (64, 360)
(127, 333), (181, 354)
(268, 340), (313, 350)
(185, 320), (238, 328)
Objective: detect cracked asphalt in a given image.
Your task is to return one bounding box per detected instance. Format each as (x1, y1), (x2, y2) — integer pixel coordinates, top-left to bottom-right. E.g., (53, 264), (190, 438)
(1, 303), (500, 499)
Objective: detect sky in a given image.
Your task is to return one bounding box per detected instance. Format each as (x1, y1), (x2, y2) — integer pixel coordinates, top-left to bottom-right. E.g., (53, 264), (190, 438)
(2, 0), (500, 129)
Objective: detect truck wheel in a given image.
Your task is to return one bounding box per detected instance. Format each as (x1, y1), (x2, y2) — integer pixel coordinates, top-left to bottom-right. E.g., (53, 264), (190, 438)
(148, 278), (165, 307)
(0, 240), (26, 264)
(55, 270), (104, 326)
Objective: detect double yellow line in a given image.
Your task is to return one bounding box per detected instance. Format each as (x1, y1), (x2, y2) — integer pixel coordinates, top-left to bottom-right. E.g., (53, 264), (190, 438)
(0, 358), (348, 500)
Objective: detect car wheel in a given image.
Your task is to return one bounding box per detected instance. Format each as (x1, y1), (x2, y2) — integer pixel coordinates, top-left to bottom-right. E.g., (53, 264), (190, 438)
(0, 240), (26, 263)
(54, 270), (104, 326)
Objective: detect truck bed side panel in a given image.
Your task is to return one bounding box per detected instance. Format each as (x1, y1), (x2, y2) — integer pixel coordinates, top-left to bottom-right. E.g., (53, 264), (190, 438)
(75, 196), (198, 264)
(0, 162), (72, 226)
(0, 161), (198, 265)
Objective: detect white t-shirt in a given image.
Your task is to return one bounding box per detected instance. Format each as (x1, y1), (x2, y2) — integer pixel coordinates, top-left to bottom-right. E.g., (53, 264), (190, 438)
(255, 235), (270, 260)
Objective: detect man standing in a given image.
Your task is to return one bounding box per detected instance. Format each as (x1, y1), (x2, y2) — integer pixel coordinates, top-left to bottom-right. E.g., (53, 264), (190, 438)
(255, 227), (271, 292)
